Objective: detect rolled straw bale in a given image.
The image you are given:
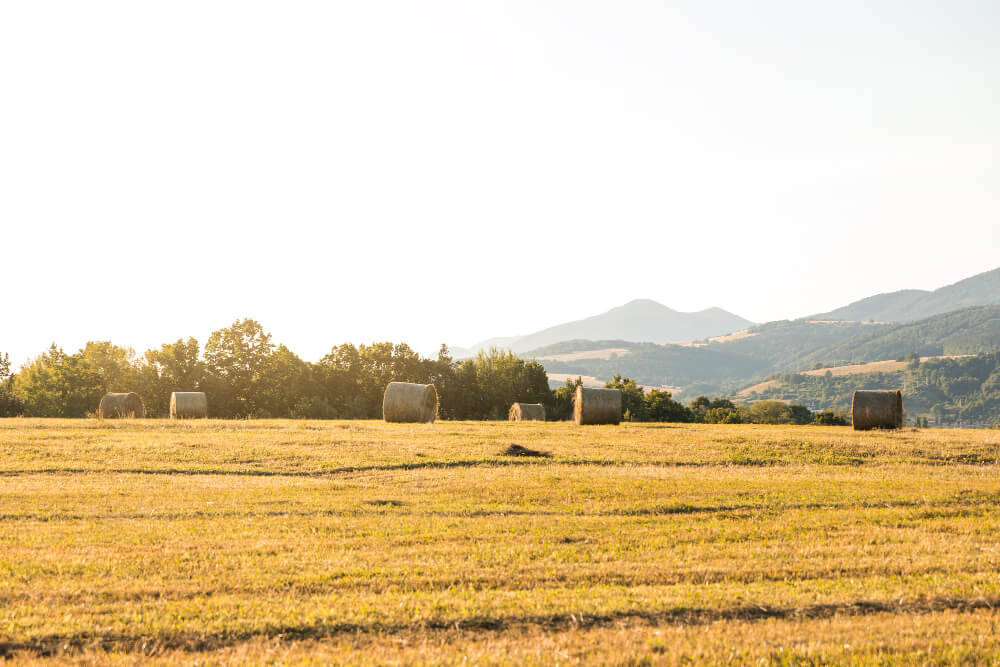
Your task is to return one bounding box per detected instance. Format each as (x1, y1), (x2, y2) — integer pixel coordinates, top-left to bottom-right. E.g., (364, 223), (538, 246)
(851, 389), (903, 430)
(170, 392), (208, 419)
(508, 402), (546, 421)
(573, 386), (622, 425)
(98, 392), (145, 419)
(382, 382), (438, 423)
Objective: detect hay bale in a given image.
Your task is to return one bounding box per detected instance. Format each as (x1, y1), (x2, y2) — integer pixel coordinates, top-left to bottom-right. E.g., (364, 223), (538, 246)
(170, 392), (208, 419)
(851, 389), (903, 430)
(508, 402), (546, 421)
(98, 392), (144, 419)
(382, 382), (438, 423)
(573, 386), (622, 425)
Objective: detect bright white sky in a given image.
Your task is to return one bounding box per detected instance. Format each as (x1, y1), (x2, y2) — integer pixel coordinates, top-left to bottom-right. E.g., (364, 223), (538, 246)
(2, 1), (999, 368)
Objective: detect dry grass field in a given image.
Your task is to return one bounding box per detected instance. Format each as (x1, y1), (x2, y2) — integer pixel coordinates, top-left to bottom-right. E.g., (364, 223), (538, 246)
(2, 419), (1000, 664)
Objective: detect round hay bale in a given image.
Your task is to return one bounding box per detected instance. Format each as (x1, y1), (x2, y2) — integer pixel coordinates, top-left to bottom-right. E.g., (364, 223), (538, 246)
(170, 392), (208, 419)
(382, 382), (438, 423)
(508, 402), (546, 421)
(851, 389), (903, 430)
(98, 392), (144, 419)
(573, 386), (622, 425)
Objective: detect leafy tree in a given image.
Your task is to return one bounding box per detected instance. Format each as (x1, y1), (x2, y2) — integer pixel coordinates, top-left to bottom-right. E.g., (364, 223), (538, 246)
(643, 389), (693, 422)
(689, 396), (740, 422)
(813, 410), (848, 426)
(318, 343), (365, 417)
(705, 406), (744, 424)
(439, 358), (482, 420)
(139, 338), (204, 416)
(203, 319), (275, 417)
(549, 377), (582, 421)
(257, 345), (313, 417)
(747, 401), (810, 425)
(0, 352), (24, 417)
(15, 345), (94, 417)
(77, 341), (139, 396)
(443, 348), (551, 420)
(605, 374), (646, 421)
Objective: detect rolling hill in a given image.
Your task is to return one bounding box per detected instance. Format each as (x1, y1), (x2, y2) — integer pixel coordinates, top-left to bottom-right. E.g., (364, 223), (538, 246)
(451, 265), (1000, 402)
(526, 307), (1000, 400)
(810, 266), (1000, 323)
(791, 305), (1000, 368)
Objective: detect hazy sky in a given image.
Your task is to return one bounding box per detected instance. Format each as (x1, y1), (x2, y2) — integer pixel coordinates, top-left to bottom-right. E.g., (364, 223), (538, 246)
(2, 1), (998, 367)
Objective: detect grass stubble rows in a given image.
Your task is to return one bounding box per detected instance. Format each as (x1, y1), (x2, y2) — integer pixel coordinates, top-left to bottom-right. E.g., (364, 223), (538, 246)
(1, 419), (1000, 664)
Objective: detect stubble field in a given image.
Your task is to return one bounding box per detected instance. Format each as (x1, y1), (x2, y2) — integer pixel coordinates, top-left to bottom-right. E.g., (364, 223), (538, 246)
(2, 419), (1000, 664)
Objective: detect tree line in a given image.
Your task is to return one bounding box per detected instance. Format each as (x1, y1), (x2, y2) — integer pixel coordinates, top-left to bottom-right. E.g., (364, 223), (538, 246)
(0, 319), (549, 419)
(597, 374), (846, 425)
(1, 318), (825, 423)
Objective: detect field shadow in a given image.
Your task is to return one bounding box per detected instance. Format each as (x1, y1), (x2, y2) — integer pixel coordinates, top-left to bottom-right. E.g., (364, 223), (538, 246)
(4, 596), (997, 658)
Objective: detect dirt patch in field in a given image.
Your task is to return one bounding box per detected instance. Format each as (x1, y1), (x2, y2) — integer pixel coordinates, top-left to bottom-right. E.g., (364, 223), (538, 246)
(501, 444), (551, 458)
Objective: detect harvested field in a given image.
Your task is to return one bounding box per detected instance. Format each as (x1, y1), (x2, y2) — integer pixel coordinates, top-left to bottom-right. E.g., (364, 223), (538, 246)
(547, 373), (683, 395)
(2, 419), (1000, 663)
(535, 348), (632, 362)
(802, 355), (976, 378)
(676, 329), (758, 347)
(738, 354), (978, 397)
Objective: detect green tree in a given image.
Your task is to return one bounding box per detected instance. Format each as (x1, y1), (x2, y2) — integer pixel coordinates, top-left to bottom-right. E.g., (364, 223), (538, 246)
(203, 319), (275, 417)
(813, 410), (848, 426)
(0, 352), (24, 417)
(318, 343), (363, 417)
(256, 345), (312, 417)
(15, 345), (94, 417)
(549, 377), (582, 421)
(444, 348), (551, 420)
(643, 389), (693, 422)
(77, 341), (140, 407)
(605, 374), (646, 421)
(138, 338), (204, 416)
(705, 406), (744, 424)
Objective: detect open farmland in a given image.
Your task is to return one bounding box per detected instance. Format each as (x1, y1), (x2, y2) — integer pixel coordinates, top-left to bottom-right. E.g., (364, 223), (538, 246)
(2, 420), (1000, 663)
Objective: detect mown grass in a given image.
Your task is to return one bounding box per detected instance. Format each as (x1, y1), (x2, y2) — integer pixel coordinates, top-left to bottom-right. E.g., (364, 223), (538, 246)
(1, 419), (1000, 664)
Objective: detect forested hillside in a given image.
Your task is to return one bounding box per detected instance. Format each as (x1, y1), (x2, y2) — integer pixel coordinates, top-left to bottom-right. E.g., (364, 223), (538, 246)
(810, 267), (1000, 322)
(744, 352), (1000, 426)
(791, 306), (1000, 368)
(537, 342), (767, 396)
(521, 307), (1000, 399)
(528, 320), (891, 397)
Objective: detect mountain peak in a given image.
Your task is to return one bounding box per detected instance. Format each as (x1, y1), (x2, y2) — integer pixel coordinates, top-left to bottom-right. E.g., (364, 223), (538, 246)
(457, 299), (754, 357)
(611, 299), (678, 315)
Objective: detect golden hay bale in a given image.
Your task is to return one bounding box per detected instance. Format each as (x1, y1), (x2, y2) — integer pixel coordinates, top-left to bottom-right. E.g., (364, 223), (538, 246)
(170, 392), (208, 419)
(508, 402), (546, 421)
(851, 389), (903, 430)
(97, 392), (144, 419)
(382, 382), (438, 423)
(573, 386), (622, 425)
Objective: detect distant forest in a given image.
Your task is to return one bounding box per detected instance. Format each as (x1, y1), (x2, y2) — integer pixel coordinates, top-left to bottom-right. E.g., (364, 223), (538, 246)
(0, 319), (833, 425)
(746, 352), (1000, 427)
